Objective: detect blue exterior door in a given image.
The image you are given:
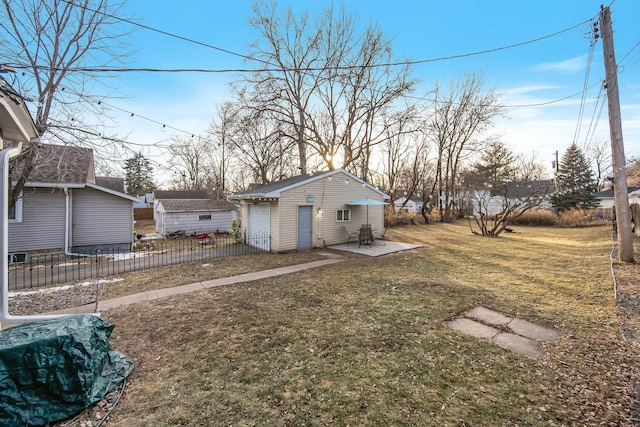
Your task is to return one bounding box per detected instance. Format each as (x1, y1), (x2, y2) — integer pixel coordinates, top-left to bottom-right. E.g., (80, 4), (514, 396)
(297, 206), (313, 251)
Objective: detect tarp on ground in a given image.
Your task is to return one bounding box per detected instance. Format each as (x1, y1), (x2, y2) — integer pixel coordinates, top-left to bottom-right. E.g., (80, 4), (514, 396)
(0, 314), (134, 426)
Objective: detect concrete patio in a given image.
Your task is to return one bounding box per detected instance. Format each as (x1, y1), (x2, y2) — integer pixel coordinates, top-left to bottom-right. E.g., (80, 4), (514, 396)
(329, 240), (422, 257)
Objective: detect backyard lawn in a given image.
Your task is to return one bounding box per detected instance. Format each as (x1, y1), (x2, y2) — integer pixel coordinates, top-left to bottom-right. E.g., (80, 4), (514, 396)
(99, 221), (638, 426)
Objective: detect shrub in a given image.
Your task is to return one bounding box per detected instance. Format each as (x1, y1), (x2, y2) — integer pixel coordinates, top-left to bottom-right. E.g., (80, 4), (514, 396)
(557, 208), (608, 227)
(385, 209), (428, 227)
(509, 209), (559, 226)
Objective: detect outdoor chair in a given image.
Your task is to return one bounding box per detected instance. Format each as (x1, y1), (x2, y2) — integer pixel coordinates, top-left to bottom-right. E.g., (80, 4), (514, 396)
(342, 226), (359, 245)
(359, 225), (373, 247)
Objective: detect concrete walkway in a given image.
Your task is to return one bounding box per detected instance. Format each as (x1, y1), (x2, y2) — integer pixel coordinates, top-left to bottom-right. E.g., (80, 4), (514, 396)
(47, 253), (347, 316)
(446, 306), (562, 358)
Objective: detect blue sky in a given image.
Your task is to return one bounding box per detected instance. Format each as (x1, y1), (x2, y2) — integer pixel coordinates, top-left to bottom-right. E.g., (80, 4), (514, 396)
(103, 0), (640, 184)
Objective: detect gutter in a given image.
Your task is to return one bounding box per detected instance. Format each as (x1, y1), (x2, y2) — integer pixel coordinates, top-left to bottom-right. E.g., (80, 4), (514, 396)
(0, 143), (80, 325)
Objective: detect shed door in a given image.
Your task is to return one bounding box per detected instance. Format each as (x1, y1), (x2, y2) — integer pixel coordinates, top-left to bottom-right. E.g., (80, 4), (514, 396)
(248, 203), (270, 250)
(297, 206), (312, 251)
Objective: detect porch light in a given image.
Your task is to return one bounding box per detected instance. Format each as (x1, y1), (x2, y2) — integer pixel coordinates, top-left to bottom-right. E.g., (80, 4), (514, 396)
(316, 207), (322, 214)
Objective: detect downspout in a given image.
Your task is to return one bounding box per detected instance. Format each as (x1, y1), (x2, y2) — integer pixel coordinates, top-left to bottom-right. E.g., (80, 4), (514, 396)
(63, 187), (90, 257)
(0, 143), (81, 326)
(64, 187), (70, 254)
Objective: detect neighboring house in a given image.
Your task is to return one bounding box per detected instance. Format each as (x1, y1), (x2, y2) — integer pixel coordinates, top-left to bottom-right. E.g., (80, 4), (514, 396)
(594, 187), (640, 209)
(394, 196), (424, 213)
(7, 144), (138, 258)
(153, 190), (237, 236)
(133, 192), (153, 209)
(470, 179), (554, 215)
(229, 169), (389, 253)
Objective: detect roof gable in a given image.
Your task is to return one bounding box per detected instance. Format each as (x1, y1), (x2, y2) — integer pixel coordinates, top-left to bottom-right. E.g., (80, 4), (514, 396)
(230, 169), (388, 199)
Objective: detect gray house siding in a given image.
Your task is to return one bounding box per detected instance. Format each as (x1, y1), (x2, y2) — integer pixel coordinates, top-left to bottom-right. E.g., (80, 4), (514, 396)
(162, 210), (236, 235)
(9, 189), (67, 253)
(71, 188), (133, 252)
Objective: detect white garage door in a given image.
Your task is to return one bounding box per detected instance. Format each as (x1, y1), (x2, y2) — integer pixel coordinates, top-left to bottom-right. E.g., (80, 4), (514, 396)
(248, 203), (270, 250)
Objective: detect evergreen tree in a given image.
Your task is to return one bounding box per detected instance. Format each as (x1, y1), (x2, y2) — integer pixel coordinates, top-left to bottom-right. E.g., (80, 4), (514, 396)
(552, 144), (598, 211)
(472, 140), (517, 196)
(124, 152), (155, 196)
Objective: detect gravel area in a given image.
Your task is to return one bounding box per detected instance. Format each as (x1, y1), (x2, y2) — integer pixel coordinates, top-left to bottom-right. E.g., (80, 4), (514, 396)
(8, 278), (121, 316)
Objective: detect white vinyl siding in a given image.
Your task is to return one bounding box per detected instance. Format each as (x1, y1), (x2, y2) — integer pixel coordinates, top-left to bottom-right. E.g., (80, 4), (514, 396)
(274, 171), (385, 252)
(160, 210), (236, 236)
(8, 189), (66, 252)
(72, 188), (133, 247)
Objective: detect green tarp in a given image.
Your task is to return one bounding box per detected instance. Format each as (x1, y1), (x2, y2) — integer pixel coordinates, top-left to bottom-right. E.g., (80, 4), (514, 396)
(0, 314), (134, 426)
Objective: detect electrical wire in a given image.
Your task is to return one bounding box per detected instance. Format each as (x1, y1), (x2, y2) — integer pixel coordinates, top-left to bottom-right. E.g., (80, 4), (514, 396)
(37, 0), (596, 74)
(571, 20), (598, 146)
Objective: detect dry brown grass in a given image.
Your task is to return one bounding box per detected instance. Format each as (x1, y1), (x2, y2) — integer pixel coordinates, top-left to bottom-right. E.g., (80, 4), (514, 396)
(87, 221), (640, 426)
(134, 219), (157, 235)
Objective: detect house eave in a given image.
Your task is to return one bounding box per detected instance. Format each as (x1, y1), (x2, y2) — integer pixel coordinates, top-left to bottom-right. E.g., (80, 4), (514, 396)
(18, 181), (138, 202)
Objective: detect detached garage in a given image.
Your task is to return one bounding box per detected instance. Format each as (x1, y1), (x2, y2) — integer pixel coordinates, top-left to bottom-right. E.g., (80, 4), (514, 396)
(229, 169), (389, 253)
(154, 195), (237, 237)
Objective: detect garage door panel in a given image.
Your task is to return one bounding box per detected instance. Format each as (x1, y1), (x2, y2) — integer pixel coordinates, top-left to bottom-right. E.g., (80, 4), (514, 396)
(248, 204), (270, 250)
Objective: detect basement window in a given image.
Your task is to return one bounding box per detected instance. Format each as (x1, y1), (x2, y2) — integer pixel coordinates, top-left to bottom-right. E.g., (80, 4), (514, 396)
(8, 253), (26, 264)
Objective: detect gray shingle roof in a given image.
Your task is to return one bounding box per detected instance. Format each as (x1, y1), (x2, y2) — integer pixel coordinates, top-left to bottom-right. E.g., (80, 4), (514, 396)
(10, 143), (93, 184)
(153, 190), (209, 200)
(159, 199), (236, 212)
(95, 176), (125, 193)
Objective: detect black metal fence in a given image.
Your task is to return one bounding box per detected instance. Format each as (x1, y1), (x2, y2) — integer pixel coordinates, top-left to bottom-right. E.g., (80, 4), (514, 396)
(8, 232), (271, 292)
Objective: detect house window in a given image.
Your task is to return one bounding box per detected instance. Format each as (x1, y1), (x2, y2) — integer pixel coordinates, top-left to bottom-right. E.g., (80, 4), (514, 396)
(8, 194), (23, 223)
(336, 209), (350, 222)
(199, 214), (212, 221)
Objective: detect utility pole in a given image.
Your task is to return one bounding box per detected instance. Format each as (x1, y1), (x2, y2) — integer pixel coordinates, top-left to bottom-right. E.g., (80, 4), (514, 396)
(600, 6), (634, 262)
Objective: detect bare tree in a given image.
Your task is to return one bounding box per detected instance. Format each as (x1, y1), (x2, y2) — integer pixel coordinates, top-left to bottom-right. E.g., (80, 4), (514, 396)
(208, 102), (238, 198)
(0, 0), (133, 208)
(380, 107), (431, 206)
(305, 5), (415, 179)
(240, 2), (414, 179)
(226, 103), (297, 186)
(167, 136), (214, 191)
(426, 73), (503, 222)
(582, 139), (611, 189)
(466, 147), (550, 237)
(243, 1), (322, 175)
(627, 157), (640, 187)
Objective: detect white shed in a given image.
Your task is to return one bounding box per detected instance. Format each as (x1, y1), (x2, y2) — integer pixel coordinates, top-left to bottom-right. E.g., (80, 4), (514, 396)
(155, 198), (237, 236)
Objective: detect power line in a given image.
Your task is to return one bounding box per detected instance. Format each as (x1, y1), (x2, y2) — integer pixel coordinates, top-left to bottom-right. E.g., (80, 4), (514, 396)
(30, 1), (596, 74)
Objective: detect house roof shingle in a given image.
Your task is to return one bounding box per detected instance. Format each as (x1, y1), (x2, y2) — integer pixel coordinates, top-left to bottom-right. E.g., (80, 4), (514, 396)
(95, 176), (125, 193)
(230, 169), (388, 200)
(594, 187), (640, 198)
(10, 143), (94, 185)
(159, 199), (236, 212)
(153, 190), (209, 200)
(505, 179), (555, 198)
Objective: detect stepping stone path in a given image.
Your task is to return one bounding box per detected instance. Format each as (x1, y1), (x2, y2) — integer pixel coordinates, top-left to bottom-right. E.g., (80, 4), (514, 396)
(446, 306), (562, 358)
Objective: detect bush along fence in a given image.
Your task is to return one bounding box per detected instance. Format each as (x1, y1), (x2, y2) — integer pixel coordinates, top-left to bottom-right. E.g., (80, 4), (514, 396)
(8, 232), (271, 292)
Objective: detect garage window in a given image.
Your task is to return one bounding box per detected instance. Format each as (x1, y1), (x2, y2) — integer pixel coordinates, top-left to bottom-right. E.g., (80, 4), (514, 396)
(336, 209), (350, 222)
(199, 214), (212, 220)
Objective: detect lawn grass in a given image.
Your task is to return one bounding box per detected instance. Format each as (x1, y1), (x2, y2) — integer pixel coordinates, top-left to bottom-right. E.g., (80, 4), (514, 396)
(102, 221), (636, 426)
